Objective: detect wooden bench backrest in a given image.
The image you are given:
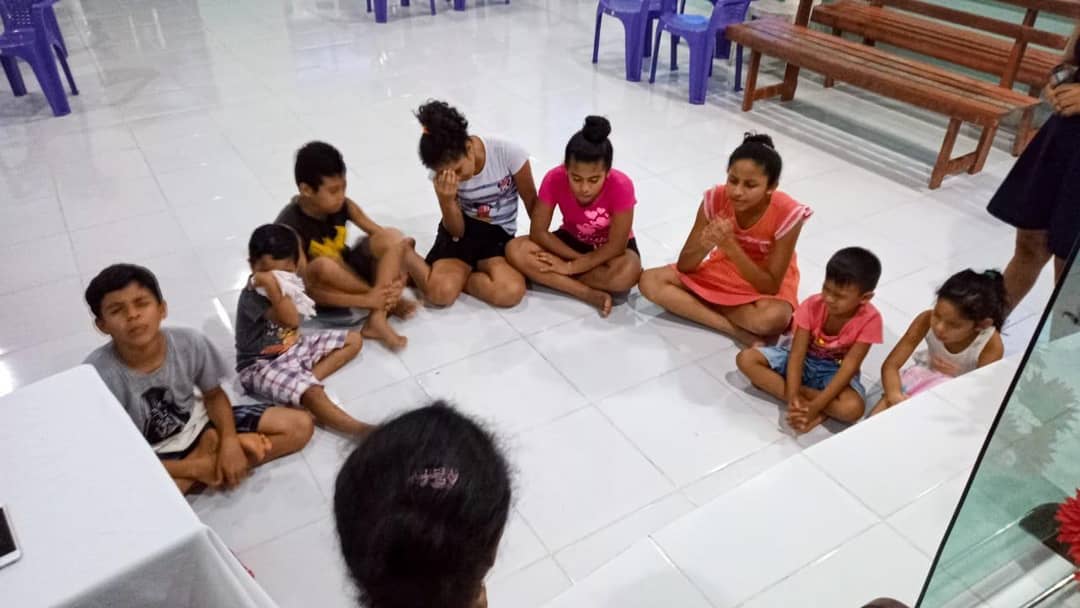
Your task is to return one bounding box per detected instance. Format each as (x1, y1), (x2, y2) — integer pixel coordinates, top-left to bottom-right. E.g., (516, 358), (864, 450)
(866, 0), (1070, 50)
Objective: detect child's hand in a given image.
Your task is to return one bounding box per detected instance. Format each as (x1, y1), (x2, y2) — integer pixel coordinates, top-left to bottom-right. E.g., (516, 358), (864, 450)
(534, 251), (572, 275)
(434, 169), (459, 201)
(700, 219), (735, 251)
(1050, 83), (1080, 116)
(253, 271), (283, 299)
(216, 436), (249, 489)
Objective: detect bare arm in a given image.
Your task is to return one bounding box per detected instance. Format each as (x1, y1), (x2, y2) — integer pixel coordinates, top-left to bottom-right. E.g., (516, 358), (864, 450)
(346, 199), (382, 235)
(568, 209), (634, 274)
(807, 341), (873, 416)
(513, 160), (539, 219)
(1065, 23), (1078, 64)
(676, 203), (715, 273)
(977, 331), (1005, 367)
(785, 328), (812, 403)
(881, 311), (932, 402)
(434, 170), (466, 239)
(530, 201), (583, 260)
(721, 222), (803, 296)
(253, 272), (301, 329)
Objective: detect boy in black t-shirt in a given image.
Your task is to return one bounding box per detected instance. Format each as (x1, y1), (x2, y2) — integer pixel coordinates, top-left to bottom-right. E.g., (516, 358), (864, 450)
(276, 141), (423, 350)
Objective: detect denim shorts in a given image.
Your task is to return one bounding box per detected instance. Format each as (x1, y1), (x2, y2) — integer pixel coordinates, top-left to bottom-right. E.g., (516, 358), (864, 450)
(757, 345), (867, 400)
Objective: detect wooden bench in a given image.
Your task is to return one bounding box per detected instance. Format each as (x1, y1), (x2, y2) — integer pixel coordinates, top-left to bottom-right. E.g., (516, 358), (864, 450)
(811, 0), (1072, 96)
(725, 17), (1042, 188)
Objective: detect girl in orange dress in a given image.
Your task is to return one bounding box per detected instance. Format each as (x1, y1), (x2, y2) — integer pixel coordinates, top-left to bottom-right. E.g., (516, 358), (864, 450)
(639, 133), (812, 346)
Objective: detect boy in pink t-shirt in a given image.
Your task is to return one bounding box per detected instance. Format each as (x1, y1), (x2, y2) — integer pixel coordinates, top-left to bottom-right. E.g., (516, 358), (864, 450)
(736, 247), (884, 434)
(506, 116), (642, 317)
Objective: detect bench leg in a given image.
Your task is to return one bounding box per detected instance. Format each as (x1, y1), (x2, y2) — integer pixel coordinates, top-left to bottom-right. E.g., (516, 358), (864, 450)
(971, 121), (999, 174)
(1013, 108), (1035, 156)
(930, 119), (963, 189)
(780, 63), (800, 101)
(824, 28), (840, 88)
(742, 50), (762, 111)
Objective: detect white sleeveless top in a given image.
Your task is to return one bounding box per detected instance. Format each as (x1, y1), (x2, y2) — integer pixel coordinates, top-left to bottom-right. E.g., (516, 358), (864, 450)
(913, 326), (995, 377)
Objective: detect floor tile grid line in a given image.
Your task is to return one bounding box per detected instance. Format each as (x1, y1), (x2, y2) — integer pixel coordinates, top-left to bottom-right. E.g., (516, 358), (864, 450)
(643, 535), (723, 608)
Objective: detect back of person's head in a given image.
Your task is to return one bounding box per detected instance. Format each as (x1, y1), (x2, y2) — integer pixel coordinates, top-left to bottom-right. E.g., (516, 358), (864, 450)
(295, 141), (346, 192)
(85, 263), (163, 319)
(564, 115), (614, 170)
(728, 133), (783, 186)
(248, 223), (300, 264)
(335, 401), (512, 608)
(416, 100), (470, 170)
(937, 269), (1007, 330)
(826, 247), (882, 294)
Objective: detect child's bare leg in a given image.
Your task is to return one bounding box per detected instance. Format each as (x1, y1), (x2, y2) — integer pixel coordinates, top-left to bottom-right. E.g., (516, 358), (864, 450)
(164, 428), (220, 494)
(579, 250), (643, 294)
(305, 257), (391, 311)
(361, 233), (410, 349)
(255, 406), (316, 461)
(735, 348), (788, 400)
(424, 259), (471, 307)
(639, 267), (763, 346)
(869, 396), (891, 417)
(312, 331), (363, 380)
(369, 228), (419, 321)
(236, 433), (273, 464)
(719, 300), (793, 340)
(468, 257), (527, 308)
(300, 385), (373, 436)
(506, 237), (612, 316)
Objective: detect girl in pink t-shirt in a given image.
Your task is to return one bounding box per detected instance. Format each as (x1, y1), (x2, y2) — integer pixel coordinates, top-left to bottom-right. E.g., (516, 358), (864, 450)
(505, 116), (642, 317)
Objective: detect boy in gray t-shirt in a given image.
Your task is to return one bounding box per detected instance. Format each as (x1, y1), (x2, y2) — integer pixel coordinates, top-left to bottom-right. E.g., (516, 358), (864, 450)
(83, 264), (314, 494)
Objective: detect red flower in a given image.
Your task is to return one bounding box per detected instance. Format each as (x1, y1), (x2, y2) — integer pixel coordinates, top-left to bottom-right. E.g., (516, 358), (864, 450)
(1056, 490), (1080, 580)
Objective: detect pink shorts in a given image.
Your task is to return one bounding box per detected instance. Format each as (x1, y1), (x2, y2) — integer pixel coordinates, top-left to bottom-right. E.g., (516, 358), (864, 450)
(900, 365), (951, 397)
(239, 330), (347, 406)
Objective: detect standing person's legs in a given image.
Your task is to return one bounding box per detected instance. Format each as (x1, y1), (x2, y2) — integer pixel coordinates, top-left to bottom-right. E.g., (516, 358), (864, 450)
(468, 257), (526, 308)
(639, 266), (763, 346)
(1003, 229), (1053, 315)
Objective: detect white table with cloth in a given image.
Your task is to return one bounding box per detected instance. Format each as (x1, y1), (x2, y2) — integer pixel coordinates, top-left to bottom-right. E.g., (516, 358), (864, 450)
(0, 365), (280, 608)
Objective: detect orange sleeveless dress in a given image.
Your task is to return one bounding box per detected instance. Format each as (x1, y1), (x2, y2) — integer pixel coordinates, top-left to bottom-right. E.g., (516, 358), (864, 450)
(676, 186), (811, 310)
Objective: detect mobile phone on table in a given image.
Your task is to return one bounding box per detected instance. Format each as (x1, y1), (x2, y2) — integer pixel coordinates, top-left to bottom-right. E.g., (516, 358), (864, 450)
(0, 505), (22, 569)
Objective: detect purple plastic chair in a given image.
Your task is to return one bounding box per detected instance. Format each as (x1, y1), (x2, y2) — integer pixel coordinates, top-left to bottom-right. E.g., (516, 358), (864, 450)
(592, 0), (668, 82)
(366, 0), (437, 23)
(0, 0), (72, 115)
(648, 0), (750, 104)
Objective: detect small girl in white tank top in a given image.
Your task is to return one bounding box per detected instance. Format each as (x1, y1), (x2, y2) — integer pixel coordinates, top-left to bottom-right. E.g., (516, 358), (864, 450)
(871, 269), (1007, 417)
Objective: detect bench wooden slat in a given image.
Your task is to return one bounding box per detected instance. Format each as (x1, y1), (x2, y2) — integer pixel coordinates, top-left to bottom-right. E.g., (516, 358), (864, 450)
(728, 19), (1036, 122)
(992, 0), (1080, 19)
(812, 1), (1064, 89)
(871, 0), (1069, 49)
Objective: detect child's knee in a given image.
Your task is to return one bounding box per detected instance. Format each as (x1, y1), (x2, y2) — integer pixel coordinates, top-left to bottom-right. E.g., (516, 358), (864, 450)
(304, 256), (335, 284)
(292, 411), (316, 445)
(748, 306), (792, 336)
(504, 237), (533, 266)
(609, 259), (643, 292)
(638, 268), (664, 301)
(344, 331), (364, 353)
(735, 347), (762, 373)
(831, 392), (866, 423)
(490, 278), (526, 308)
(427, 277), (462, 307)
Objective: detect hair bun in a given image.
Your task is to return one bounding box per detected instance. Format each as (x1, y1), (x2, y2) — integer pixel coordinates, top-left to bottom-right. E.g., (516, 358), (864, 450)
(416, 99), (468, 137)
(581, 115), (612, 145)
(743, 132), (776, 150)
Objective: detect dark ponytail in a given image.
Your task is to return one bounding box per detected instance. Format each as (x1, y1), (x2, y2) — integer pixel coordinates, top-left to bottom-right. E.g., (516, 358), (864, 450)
(564, 115), (614, 169)
(416, 100), (470, 170)
(728, 132), (782, 186)
(936, 269), (1008, 330)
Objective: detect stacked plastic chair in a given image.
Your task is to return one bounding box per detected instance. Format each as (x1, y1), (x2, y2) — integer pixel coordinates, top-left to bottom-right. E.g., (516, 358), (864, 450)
(648, 0), (751, 104)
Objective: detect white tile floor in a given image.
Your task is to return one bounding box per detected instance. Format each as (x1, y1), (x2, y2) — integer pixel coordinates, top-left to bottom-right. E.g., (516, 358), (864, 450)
(0, 0), (1062, 606)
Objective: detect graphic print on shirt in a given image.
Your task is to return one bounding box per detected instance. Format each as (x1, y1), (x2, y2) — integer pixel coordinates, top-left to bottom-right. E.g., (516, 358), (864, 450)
(141, 387), (190, 444)
(260, 318), (299, 357)
(576, 206), (612, 246)
(462, 174), (516, 224)
(307, 225), (347, 260)
(806, 332), (850, 363)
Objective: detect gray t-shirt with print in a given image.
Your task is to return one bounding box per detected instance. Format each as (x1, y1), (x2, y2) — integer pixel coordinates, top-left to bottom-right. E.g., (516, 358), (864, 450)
(84, 327), (229, 445)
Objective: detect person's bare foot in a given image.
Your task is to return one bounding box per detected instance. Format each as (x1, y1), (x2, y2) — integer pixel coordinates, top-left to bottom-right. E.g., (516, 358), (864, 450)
(237, 433), (272, 465)
(362, 315), (408, 350)
(585, 289), (613, 318)
(392, 297), (419, 320)
(792, 412), (826, 434)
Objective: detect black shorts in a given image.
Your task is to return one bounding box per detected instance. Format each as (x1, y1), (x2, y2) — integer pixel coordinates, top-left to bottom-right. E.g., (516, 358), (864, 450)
(344, 236), (376, 284)
(158, 403), (270, 460)
(553, 229), (640, 256)
(425, 215), (514, 269)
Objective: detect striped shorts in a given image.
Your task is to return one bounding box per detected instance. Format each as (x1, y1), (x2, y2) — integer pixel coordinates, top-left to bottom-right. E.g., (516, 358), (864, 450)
(239, 330), (347, 406)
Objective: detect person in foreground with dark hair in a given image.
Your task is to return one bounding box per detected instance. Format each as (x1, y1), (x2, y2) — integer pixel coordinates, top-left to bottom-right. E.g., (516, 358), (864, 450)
(639, 133), (813, 346)
(277, 141), (419, 350)
(413, 99), (538, 309)
(870, 269), (1006, 416)
(505, 116), (642, 317)
(84, 263), (313, 494)
(335, 401), (511, 608)
(737, 247), (884, 434)
(235, 224), (373, 436)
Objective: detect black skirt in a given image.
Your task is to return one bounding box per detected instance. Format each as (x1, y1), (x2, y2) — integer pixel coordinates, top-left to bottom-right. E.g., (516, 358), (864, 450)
(987, 112), (1080, 259)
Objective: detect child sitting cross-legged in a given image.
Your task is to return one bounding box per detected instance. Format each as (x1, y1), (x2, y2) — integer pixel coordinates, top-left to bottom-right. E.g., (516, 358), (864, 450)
(736, 247), (884, 434)
(235, 224), (373, 437)
(84, 264), (314, 495)
(870, 269), (1006, 416)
